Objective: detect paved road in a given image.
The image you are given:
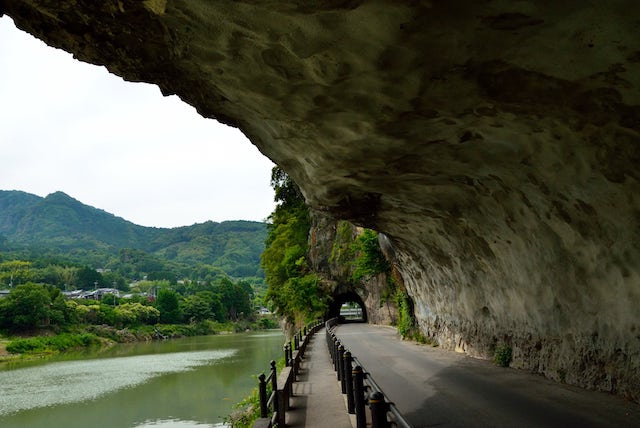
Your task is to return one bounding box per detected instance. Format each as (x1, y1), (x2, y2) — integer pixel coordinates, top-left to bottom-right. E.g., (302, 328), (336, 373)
(335, 324), (640, 428)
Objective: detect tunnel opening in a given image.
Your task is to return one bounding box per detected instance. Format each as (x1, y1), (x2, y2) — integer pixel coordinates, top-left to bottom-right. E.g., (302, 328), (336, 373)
(326, 291), (367, 323)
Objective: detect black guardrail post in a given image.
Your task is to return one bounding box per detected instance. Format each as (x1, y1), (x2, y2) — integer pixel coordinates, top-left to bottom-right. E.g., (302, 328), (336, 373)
(344, 351), (355, 413)
(284, 343), (291, 367)
(337, 344), (345, 382)
(270, 360), (278, 418)
(258, 373), (268, 418)
(370, 391), (390, 428)
(353, 365), (366, 428)
(339, 345), (347, 393)
(333, 338), (340, 373)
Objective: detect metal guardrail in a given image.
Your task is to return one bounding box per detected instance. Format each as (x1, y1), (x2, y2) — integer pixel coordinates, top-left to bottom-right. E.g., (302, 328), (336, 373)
(252, 320), (323, 428)
(326, 317), (413, 428)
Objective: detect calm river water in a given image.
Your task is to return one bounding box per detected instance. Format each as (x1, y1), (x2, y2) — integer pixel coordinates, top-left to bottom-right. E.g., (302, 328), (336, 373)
(0, 330), (285, 428)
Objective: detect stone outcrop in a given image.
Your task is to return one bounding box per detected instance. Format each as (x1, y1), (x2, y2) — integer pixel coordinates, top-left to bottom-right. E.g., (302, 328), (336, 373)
(3, 1), (639, 401)
(308, 211), (398, 325)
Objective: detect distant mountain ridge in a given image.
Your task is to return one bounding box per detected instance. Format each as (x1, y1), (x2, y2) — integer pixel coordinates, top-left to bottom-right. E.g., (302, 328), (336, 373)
(0, 190), (267, 277)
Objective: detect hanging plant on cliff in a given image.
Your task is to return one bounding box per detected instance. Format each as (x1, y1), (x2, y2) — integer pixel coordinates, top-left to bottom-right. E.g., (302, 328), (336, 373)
(261, 167), (328, 325)
(351, 228), (391, 282)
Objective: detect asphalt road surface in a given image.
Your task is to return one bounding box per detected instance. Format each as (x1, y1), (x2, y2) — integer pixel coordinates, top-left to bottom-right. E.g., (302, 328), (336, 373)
(334, 323), (640, 428)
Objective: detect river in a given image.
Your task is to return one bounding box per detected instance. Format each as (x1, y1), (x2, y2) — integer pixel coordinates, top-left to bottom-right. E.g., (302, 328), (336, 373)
(0, 330), (285, 428)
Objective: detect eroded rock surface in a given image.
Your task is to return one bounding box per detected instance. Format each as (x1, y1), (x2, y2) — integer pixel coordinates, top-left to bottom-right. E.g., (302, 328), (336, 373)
(3, 0), (639, 400)
(308, 211), (398, 325)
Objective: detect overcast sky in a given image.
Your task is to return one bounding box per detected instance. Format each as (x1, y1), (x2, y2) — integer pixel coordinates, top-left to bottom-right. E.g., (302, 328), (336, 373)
(0, 17), (276, 228)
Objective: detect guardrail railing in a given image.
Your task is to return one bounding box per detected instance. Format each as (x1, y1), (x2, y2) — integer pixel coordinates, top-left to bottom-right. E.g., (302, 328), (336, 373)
(326, 317), (413, 428)
(252, 320), (323, 428)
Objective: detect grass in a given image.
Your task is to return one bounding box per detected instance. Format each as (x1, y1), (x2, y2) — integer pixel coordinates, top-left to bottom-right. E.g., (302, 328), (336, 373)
(226, 357), (286, 427)
(5, 333), (102, 355)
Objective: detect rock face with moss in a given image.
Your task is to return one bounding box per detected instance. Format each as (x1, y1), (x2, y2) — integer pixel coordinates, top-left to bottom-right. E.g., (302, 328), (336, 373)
(3, 1), (640, 401)
(308, 211), (398, 325)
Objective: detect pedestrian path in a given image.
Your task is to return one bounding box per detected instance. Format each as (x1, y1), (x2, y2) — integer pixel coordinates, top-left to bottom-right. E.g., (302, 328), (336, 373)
(285, 328), (354, 427)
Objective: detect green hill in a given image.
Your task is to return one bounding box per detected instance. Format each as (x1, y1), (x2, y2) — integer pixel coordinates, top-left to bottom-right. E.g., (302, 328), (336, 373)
(0, 190), (267, 279)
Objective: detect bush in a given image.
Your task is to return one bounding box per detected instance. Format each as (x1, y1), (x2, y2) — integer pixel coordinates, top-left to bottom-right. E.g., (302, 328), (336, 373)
(494, 344), (512, 367)
(258, 317), (279, 329)
(395, 290), (414, 338)
(6, 333), (101, 354)
(351, 229), (390, 282)
(114, 303), (160, 327)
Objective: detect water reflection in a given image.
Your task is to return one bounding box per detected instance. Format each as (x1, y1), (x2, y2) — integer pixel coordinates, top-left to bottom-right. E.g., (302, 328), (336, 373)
(133, 418), (223, 427)
(0, 331), (284, 428)
(0, 350), (235, 416)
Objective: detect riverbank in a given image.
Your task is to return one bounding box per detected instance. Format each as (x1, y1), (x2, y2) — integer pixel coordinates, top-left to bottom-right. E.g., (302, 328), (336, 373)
(0, 318), (279, 364)
(0, 331), (286, 428)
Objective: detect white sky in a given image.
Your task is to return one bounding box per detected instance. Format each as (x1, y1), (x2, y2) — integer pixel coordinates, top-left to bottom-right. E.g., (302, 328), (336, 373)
(0, 17), (276, 228)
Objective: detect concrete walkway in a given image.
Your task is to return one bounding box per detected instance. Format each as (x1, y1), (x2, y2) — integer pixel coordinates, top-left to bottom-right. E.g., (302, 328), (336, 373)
(285, 328), (354, 427)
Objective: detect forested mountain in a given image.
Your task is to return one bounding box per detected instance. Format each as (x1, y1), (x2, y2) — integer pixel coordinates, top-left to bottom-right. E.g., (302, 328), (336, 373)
(0, 190), (266, 279)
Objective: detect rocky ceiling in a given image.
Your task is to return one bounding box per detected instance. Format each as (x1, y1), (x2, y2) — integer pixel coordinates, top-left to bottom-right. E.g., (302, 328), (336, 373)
(2, 0), (639, 401)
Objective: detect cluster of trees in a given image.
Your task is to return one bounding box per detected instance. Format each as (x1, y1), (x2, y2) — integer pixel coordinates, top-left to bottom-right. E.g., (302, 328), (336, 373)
(153, 277), (254, 324)
(0, 276), (255, 334)
(0, 249), (265, 294)
(0, 259), (126, 291)
(261, 167), (329, 326)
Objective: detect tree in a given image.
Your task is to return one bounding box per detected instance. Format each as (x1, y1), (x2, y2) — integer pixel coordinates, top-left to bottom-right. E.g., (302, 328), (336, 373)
(195, 290), (225, 322)
(2, 283), (51, 331)
(115, 303), (160, 326)
(155, 288), (182, 323)
(102, 271), (128, 291)
(215, 277), (252, 320)
(182, 294), (212, 323)
(0, 260), (34, 286)
(261, 167), (327, 325)
(76, 266), (103, 290)
(270, 167), (305, 212)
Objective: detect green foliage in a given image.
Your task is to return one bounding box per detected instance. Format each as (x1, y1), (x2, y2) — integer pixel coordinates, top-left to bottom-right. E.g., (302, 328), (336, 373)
(494, 344), (513, 367)
(227, 357), (286, 428)
(262, 167), (329, 325)
(228, 383), (265, 428)
(329, 221), (356, 277)
(215, 277), (254, 321)
(0, 260), (34, 285)
(145, 321), (219, 338)
(76, 266), (104, 290)
(0, 190), (267, 284)
(270, 167), (305, 212)
(393, 289), (433, 345)
(395, 290), (414, 338)
(114, 303), (160, 327)
(1, 283), (52, 331)
(182, 294), (213, 323)
(155, 289), (182, 323)
(258, 316), (279, 329)
(351, 229), (390, 282)
(6, 333), (101, 354)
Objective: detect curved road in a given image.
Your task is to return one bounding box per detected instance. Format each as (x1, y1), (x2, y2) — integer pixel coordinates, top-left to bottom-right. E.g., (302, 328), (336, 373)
(334, 324), (640, 428)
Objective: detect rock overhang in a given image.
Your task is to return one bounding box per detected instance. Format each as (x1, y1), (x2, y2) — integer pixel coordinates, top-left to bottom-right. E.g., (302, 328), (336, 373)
(2, 0), (639, 400)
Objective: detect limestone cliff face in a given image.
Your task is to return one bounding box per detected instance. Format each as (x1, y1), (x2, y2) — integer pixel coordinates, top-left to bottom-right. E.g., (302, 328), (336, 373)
(3, 1), (639, 400)
(308, 211), (398, 326)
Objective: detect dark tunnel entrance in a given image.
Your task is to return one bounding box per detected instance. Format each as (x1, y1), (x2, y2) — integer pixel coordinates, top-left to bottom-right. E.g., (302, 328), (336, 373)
(326, 291), (367, 323)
